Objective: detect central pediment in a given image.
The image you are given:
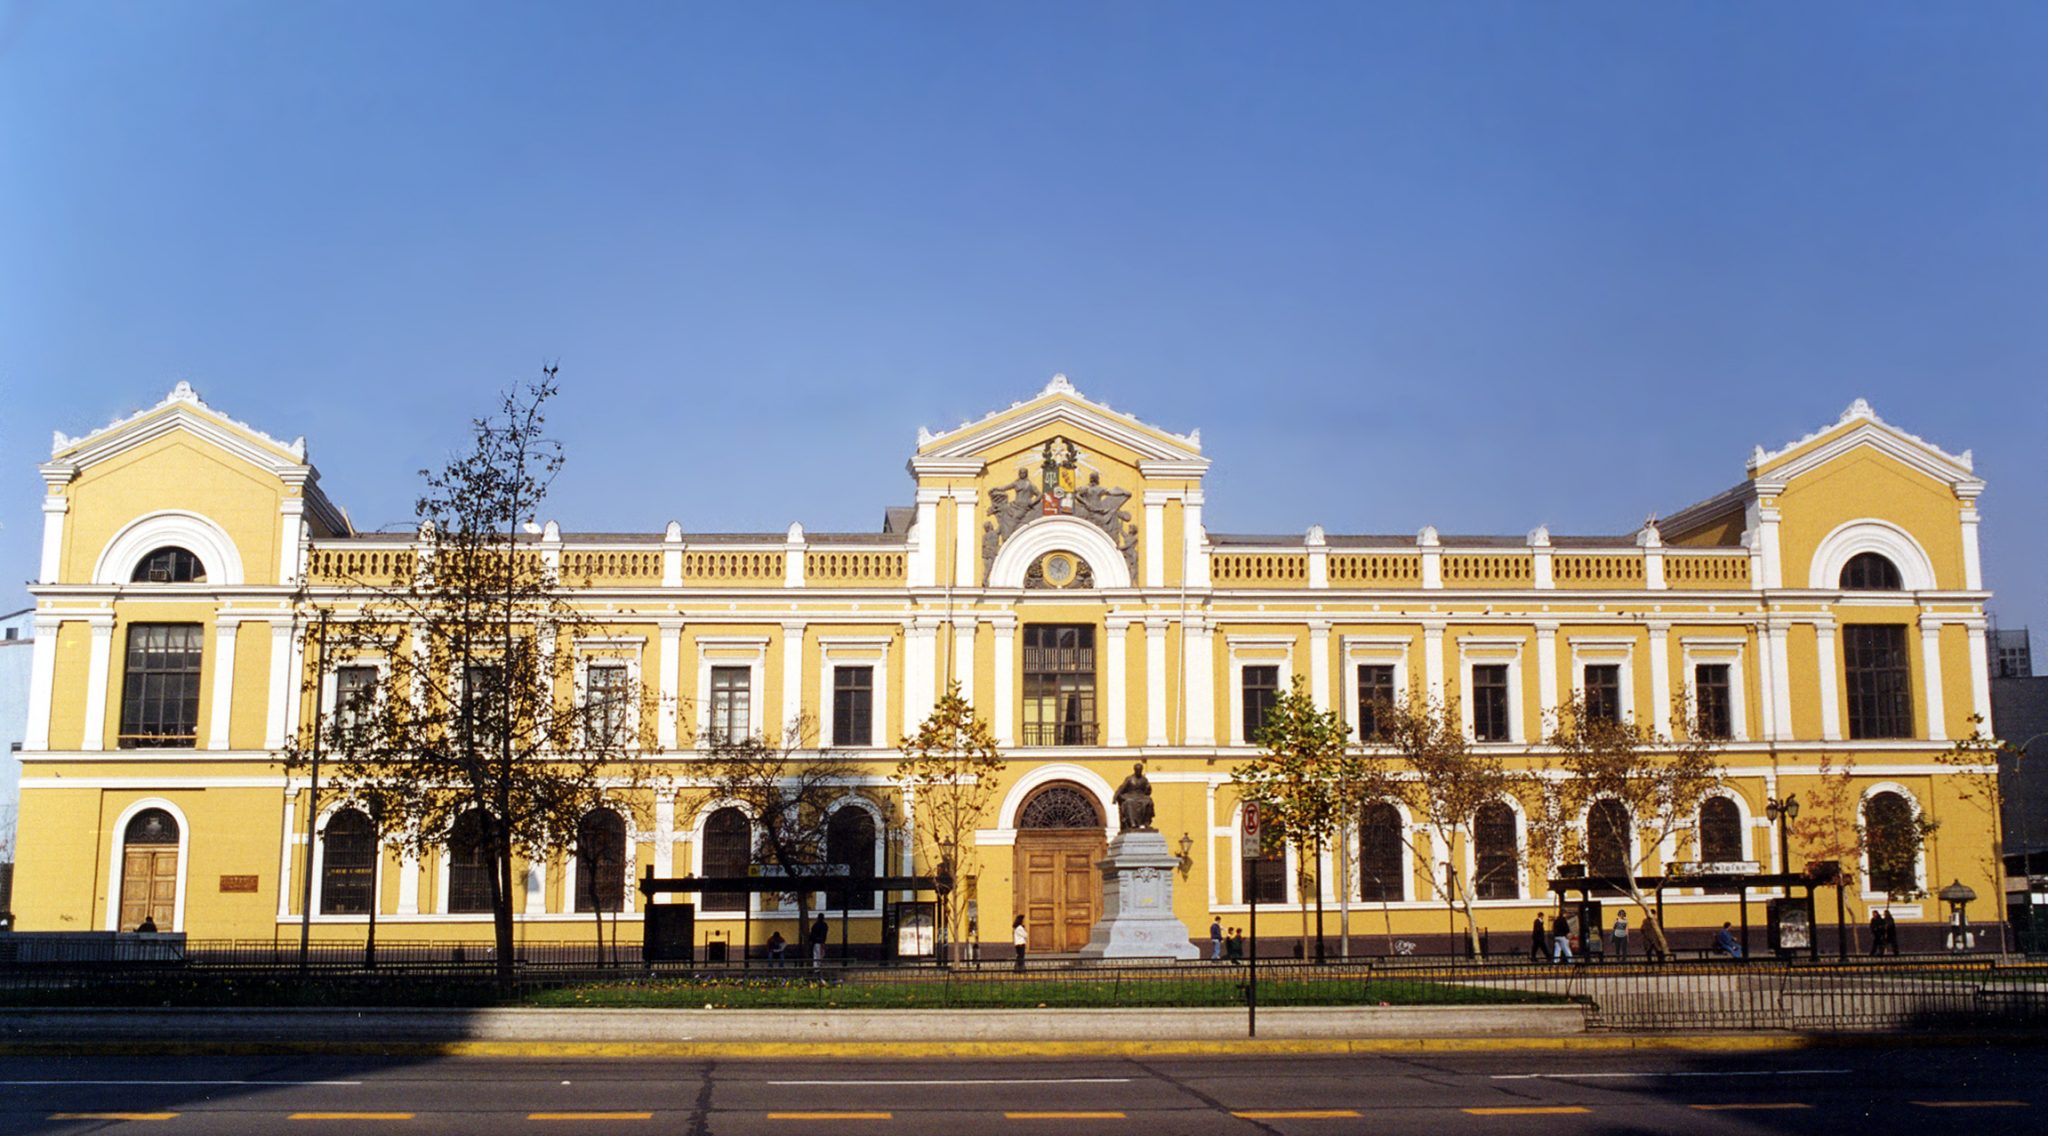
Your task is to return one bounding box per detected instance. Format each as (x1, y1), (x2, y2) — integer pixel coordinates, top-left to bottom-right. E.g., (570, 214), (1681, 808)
(911, 375), (1209, 476)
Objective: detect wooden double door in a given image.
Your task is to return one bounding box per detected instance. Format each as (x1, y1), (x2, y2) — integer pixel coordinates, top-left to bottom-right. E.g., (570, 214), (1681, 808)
(120, 847), (179, 931)
(1015, 831), (1103, 954)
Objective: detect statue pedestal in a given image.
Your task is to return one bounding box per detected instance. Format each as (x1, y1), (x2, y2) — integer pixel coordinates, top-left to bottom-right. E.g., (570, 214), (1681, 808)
(1077, 830), (1200, 960)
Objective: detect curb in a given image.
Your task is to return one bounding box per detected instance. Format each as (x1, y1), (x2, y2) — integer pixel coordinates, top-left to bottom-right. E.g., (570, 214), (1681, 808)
(1, 1033), (2041, 1059)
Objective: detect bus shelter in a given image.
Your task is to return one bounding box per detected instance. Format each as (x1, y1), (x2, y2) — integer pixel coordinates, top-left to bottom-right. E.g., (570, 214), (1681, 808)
(1548, 860), (1846, 961)
(637, 866), (946, 966)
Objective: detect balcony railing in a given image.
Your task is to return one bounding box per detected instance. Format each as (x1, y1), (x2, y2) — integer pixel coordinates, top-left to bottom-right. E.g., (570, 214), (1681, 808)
(1020, 722), (1099, 746)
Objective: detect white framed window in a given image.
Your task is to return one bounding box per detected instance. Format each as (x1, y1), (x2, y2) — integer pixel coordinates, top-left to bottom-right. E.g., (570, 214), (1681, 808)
(1458, 637), (1524, 743)
(818, 637), (891, 749)
(574, 638), (644, 750)
(695, 637), (768, 746)
(1227, 635), (1294, 748)
(1681, 637), (1748, 741)
(1570, 637), (1636, 725)
(1341, 636), (1410, 744)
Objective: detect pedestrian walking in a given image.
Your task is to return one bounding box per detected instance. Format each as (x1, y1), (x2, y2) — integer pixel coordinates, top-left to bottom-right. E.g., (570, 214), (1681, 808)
(1550, 913), (1573, 963)
(1012, 914), (1029, 971)
(1210, 917), (1224, 961)
(1882, 910), (1901, 955)
(1869, 910), (1885, 956)
(808, 915), (829, 967)
(1585, 914), (1604, 962)
(1531, 914), (1547, 962)
(1226, 927), (1245, 965)
(1611, 911), (1629, 960)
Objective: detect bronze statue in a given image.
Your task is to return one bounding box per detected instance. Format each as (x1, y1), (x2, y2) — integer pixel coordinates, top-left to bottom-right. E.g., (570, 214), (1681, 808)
(1115, 762), (1155, 830)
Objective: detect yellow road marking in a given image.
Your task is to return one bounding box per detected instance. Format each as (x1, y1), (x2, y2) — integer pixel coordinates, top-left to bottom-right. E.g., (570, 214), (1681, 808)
(1464, 1106), (1592, 1115)
(1006, 1112), (1127, 1119)
(49, 1115), (178, 1122)
(1692, 1103), (1812, 1111)
(290, 1113), (416, 1120)
(1233, 1111), (1363, 1119)
(1912, 1100), (2029, 1108)
(767, 1113), (892, 1120)
(529, 1114), (654, 1121)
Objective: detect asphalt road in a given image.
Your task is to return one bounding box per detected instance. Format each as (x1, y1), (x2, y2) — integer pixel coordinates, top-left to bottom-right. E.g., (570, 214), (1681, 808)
(1, 1047), (2039, 1135)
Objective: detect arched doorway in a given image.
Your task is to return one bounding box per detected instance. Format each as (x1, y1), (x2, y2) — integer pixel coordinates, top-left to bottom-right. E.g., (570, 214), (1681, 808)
(119, 808), (180, 931)
(1013, 783), (1104, 954)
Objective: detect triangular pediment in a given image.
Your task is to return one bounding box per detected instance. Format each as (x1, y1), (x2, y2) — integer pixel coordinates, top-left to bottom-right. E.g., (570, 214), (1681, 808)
(913, 375), (1208, 475)
(1749, 399), (1980, 495)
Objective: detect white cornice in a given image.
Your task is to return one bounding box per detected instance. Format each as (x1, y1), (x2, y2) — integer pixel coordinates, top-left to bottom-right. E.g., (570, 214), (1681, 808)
(54, 382), (306, 462)
(1748, 399), (1977, 489)
(915, 375), (1208, 468)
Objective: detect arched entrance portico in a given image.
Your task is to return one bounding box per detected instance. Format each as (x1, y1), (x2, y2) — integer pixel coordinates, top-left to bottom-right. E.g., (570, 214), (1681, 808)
(1013, 783), (1105, 954)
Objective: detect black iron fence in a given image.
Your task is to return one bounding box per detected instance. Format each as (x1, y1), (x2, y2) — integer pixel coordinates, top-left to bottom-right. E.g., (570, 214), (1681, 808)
(3, 942), (2047, 1030)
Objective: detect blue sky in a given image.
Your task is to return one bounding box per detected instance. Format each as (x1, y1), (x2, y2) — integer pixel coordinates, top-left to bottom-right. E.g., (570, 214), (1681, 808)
(1, 1), (2043, 641)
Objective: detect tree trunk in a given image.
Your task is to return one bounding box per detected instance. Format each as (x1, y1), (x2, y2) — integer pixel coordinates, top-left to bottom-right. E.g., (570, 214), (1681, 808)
(1313, 837), (1328, 963)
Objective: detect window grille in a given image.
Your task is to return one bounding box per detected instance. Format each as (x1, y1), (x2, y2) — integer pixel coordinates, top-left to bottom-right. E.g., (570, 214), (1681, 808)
(119, 623), (203, 748)
(1844, 625), (1913, 739)
(1022, 625), (1096, 746)
(1470, 664), (1511, 742)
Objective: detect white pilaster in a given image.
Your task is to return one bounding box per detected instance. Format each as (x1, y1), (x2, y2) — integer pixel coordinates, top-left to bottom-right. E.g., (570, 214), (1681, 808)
(952, 621), (975, 701)
(278, 791), (298, 920)
(991, 621), (1015, 746)
(1105, 617), (1130, 747)
(1534, 622), (1558, 719)
(784, 523), (806, 588)
(1754, 499), (1784, 589)
(265, 620), (295, 750)
(81, 617), (115, 751)
(952, 490), (979, 587)
(1639, 523), (1666, 591)
(781, 621), (804, 736)
(278, 498), (306, 586)
(1305, 526), (1328, 590)
(525, 860), (546, 914)
(1143, 494), (1167, 588)
(1966, 621), (1993, 726)
(1919, 619), (1947, 741)
(653, 792), (676, 885)
(1184, 617), (1215, 746)
(1182, 493), (1209, 589)
(657, 621), (681, 750)
(1528, 526), (1553, 590)
(23, 616), (59, 751)
(904, 618), (939, 732)
(1647, 622), (1671, 737)
(1958, 488), (1985, 591)
(1146, 617), (1169, 746)
(206, 618), (238, 750)
(397, 850), (420, 914)
(1814, 620), (1842, 742)
(908, 490), (943, 588)
(1423, 620), (1446, 704)
(662, 521), (683, 587)
(1766, 619), (1794, 740)
(39, 493), (69, 584)
(1418, 526), (1442, 589)
(1307, 621), (1331, 710)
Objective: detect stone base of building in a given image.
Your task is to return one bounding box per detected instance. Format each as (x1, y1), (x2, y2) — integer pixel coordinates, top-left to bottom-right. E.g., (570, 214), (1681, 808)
(1078, 830), (1200, 959)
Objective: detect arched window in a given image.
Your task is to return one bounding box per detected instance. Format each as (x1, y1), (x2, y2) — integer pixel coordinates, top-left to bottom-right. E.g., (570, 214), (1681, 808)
(826, 806), (879, 910)
(1840, 552), (1903, 591)
(1358, 803), (1404, 902)
(1473, 801), (1520, 900)
(1698, 797), (1743, 865)
(119, 808), (180, 931)
(701, 807), (752, 912)
(1018, 784), (1104, 829)
(1587, 799), (1632, 884)
(1864, 791), (1922, 897)
(320, 808), (377, 915)
(1244, 815), (1289, 904)
(131, 546), (207, 584)
(574, 808), (627, 914)
(446, 810), (493, 914)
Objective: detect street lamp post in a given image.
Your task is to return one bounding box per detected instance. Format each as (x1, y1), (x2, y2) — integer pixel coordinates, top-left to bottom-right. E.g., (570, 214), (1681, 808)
(1765, 794), (1800, 877)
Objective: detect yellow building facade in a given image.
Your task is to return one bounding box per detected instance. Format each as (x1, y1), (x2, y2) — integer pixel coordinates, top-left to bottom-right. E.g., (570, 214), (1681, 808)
(11, 377), (2001, 954)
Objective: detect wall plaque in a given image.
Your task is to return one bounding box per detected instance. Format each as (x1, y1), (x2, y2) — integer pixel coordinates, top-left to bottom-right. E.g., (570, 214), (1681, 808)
(219, 875), (260, 893)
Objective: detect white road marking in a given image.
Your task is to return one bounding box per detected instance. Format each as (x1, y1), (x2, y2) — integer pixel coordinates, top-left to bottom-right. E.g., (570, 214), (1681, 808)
(1491, 1069), (1852, 1081)
(768, 1077), (1134, 1086)
(3, 1080), (363, 1086)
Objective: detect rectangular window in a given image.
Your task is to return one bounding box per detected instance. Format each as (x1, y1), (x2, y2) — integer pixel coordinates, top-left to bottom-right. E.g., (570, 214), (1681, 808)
(709, 665), (751, 743)
(1694, 663), (1732, 739)
(461, 663), (504, 750)
(334, 665), (379, 736)
(586, 663), (629, 747)
(119, 623), (203, 748)
(1022, 624), (1096, 745)
(1242, 664), (1281, 744)
(1244, 845), (1288, 905)
(1470, 663), (1511, 742)
(1844, 625), (1913, 740)
(1583, 663), (1622, 723)
(832, 665), (874, 747)
(1355, 664), (1396, 740)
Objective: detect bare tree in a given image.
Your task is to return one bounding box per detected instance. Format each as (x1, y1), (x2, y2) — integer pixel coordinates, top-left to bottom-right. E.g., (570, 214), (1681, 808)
(1234, 676), (1353, 961)
(895, 683), (1003, 962)
(1524, 694), (1725, 959)
(287, 371), (646, 983)
(684, 716), (876, 955)
(1353, 695), (1517, 956)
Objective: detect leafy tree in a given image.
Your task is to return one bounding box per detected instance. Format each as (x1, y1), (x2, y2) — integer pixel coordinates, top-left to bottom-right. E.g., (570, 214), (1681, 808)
(895, 683), (1004, 962)
(1353, 695), (1516, 956)
(1938, 716), (2009, 924)
(1234, 676), (1354, 961)
(1787, 754), (1941, 950)
(287, 371), (646, 983)
(684, 715), (876, 953)
(1525, 694), (1725, 959)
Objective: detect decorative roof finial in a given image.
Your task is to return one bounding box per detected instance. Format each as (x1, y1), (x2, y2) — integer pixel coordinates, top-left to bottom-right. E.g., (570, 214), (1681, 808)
(1041, 373), (1077, 398)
